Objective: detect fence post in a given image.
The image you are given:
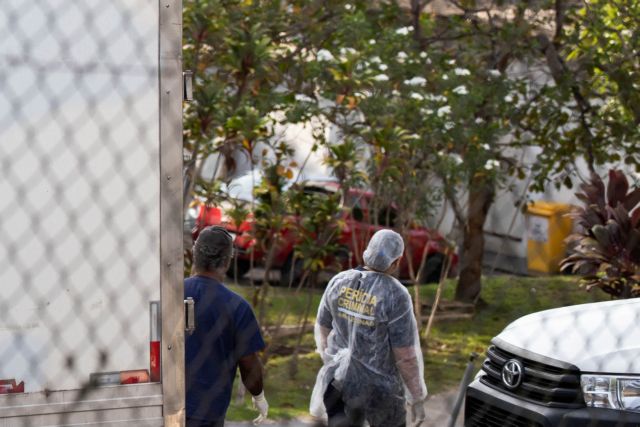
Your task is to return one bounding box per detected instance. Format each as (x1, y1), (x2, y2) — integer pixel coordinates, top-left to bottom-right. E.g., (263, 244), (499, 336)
(448, 352), (479, 427)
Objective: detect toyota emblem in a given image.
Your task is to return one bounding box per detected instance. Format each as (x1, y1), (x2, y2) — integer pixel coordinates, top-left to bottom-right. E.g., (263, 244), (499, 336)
(502, 359), (524, 389)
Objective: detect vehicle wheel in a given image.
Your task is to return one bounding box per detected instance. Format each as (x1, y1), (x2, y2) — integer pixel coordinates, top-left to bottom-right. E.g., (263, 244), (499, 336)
(226, 259), (251, 281)
(421, 253), (445, 284)
(279, 254), (304, 287)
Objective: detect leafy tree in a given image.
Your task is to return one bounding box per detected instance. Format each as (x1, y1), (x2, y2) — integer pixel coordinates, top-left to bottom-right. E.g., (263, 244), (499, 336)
(300, 0), (543, 303)
(399, 0), (639, 302)
(522, 0), (640, 189)
(182, 0), (325, 213)
(183, 0), (640, 307)
(284, 185), (343, 377)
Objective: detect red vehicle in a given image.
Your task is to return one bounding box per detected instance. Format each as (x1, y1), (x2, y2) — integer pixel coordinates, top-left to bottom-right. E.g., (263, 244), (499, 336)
(191, 179), (456, 285)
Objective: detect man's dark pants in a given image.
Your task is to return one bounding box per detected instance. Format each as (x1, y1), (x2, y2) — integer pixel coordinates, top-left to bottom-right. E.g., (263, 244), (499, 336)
(323, 381), (406, 427)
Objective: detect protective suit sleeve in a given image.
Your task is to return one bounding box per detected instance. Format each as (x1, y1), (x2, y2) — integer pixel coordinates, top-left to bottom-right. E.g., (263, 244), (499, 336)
(316, 280), (334, 330)
(389, 288), (427, 402)
(314, 279), (335, 355)
(393, 346), (427, 402)
(388, 288), (417, 348)
(310, 279), (338, 420)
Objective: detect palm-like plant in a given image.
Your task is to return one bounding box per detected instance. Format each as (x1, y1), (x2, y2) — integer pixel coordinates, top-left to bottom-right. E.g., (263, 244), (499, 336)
(561, 170), (640, 298)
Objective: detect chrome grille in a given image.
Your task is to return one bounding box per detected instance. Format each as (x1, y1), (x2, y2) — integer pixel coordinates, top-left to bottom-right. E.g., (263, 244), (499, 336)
(480, 345), (583, 408)
(465, 395), (544, 427)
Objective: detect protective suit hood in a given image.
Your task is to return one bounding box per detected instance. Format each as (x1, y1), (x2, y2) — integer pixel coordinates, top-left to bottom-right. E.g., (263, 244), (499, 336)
(363, 229), (404, 272)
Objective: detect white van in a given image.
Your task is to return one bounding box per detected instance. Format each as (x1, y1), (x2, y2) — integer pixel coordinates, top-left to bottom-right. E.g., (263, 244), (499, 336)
(465, 298), (640, 426)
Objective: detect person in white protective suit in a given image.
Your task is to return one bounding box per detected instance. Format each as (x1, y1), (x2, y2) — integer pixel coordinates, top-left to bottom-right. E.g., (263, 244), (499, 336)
(310, 229), (428, 427)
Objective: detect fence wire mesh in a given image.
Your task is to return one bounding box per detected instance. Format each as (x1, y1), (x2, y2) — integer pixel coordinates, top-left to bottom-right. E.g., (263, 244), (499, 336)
(2, 1), (640, 427)
(1, 1), (165, 425)
(189, 175), (640, 427)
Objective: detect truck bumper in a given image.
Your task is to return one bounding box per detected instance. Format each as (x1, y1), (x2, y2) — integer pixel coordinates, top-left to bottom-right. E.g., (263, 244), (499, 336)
(466, 377), (640, 427)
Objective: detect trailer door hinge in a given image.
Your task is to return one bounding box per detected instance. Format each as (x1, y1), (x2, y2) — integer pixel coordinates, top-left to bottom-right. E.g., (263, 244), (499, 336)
(184, 297), (196, 334)
(183, 70), (193, 102)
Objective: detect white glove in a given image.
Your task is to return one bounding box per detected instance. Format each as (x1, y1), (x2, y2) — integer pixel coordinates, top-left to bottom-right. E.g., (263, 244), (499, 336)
(408, 399), (427, 426)
(251, 390), (269, 425)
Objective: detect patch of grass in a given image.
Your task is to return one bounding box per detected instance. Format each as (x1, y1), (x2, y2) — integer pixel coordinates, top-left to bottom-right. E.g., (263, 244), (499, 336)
(227, 283), (324, 326)
(416, 275), (607, 394)
(224, 275), (609, 421)
(226, 352), (323, 421)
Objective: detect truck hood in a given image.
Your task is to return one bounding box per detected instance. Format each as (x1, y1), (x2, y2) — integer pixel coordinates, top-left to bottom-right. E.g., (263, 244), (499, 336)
(495, 298), (640, 374)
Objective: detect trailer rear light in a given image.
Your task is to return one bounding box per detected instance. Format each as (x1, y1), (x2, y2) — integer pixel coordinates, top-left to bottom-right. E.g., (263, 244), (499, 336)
(90, 370), (150, 387)
(0, 379), (24, 394)
(150, 301), (161, 382)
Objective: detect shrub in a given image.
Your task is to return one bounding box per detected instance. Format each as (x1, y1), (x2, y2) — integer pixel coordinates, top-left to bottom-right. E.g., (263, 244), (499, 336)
(561, 170), (640, 298)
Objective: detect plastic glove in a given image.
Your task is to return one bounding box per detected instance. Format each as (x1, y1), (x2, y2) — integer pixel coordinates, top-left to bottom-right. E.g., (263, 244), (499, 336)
(409, 399), (427, 427)
(252, 390), (269, 425)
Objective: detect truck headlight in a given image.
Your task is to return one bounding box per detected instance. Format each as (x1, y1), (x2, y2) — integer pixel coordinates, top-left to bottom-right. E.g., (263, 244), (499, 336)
(618, 378), (640, 411)
(581, 375), (640, 412)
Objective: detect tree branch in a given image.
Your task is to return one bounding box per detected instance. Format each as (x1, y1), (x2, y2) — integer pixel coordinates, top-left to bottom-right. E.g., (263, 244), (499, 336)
(554, 0), (565, 44)
(441, 174), (466, 226)
(536, 33), (596, 173)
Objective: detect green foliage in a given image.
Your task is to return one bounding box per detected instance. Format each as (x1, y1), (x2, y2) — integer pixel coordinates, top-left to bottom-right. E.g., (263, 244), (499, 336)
(571, 0), (640, 127)
(286, 185), (344, 278)
(561, 170), (640, 298)
(525, 0), (640, 191)
(324, 138), (366, 190)
(182, 0), (327, 205)
(183, 0), (640, 303)
(250, 162), (292, 260)
(193, 178), (226, 207)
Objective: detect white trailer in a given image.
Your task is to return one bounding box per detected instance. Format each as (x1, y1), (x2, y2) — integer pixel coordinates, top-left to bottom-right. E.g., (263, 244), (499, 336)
(0, 1), (185, 425)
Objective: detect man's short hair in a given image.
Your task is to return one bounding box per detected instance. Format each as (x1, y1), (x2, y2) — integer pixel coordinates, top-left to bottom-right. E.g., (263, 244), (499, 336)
(193, 226), (234, 273)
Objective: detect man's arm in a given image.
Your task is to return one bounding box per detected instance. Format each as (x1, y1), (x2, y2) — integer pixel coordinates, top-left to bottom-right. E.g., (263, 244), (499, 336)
(239, 352), (269, 421)
(315, 278), (335, 354)
(238, 352), (264, 396)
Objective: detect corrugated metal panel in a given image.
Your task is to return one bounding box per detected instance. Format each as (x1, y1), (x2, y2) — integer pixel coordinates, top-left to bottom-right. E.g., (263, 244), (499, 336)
(0, 383), (162, 427)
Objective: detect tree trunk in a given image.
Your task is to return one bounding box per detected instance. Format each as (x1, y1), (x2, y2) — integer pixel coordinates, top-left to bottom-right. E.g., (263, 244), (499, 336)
(454, 177), (495, 303)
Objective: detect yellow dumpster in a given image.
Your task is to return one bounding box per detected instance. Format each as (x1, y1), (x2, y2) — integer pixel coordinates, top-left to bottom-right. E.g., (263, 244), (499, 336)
(526, 201), (574, 274)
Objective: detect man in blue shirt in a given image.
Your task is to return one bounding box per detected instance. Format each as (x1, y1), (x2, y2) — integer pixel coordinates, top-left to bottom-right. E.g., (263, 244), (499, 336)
(185, 226), (268, 427)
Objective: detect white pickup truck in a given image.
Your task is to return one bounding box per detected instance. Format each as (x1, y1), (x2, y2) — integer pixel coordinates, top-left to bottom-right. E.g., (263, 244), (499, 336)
(465, 298), (640, 426)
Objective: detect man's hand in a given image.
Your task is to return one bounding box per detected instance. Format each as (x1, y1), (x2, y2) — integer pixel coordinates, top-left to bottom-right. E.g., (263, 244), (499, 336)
(251, 390), (269, 425)
(408, 399), (426, 427)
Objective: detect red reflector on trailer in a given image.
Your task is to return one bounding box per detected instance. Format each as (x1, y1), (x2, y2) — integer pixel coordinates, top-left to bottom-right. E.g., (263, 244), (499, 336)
(90, 370), (150, 386)
(150, 341), (161, 382)
(120, 370), (150, 385)
(150, 301), (161, 383)
(0, 379), (24, 394)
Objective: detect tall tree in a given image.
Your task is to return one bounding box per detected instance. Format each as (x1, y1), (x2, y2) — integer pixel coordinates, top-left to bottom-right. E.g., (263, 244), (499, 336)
(182, 0), (334, 214)
(183, 0), (640, 306)
(523, 0), (640, 191)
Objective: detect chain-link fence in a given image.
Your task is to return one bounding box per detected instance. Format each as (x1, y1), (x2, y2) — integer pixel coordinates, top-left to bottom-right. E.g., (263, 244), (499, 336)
(3, 1), (640, 427)
(190, 169), (640, 427)
(0, 1), (183, 425)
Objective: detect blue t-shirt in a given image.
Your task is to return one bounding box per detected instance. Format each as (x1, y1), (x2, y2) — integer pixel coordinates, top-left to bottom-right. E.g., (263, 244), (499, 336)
(184, 276), (265, 422)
